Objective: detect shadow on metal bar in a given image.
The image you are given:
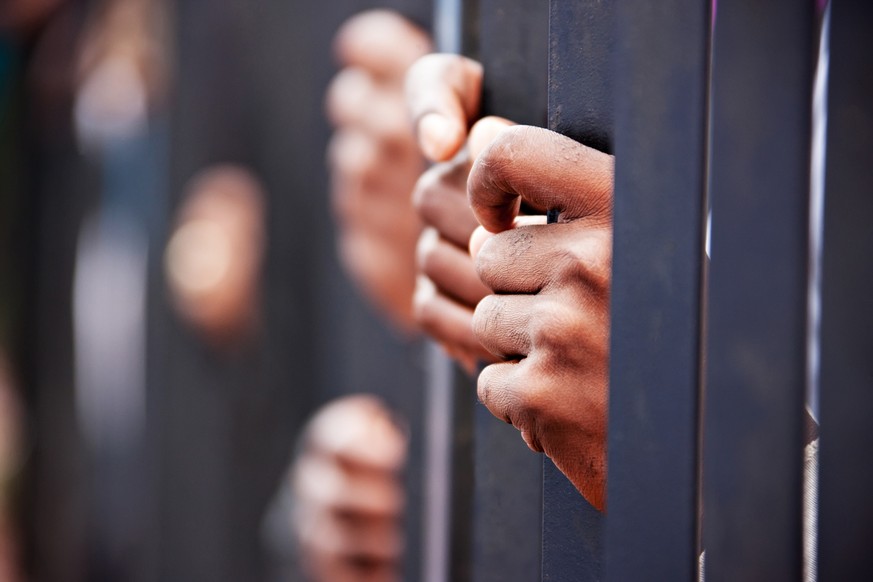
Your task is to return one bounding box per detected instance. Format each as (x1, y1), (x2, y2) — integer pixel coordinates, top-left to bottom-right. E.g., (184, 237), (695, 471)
(818, 2), (873, 579)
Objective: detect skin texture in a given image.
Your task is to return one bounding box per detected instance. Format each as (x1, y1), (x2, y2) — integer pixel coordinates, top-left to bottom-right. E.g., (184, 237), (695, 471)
(469, 126), (614, 510)
(291, 395), (408, 582)
(326, 10), (431, 333)
(405, 53), (615, 510)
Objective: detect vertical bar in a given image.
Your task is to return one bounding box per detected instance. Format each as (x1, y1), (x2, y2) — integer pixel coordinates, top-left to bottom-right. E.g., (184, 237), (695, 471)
(703, 1), (813, 579)
(606, 0), (708, 580)
(543, 1), (612, 580)
(473, 2), (548, 580)
(817, 2), (873, 579)
(423, 2), (477, 581)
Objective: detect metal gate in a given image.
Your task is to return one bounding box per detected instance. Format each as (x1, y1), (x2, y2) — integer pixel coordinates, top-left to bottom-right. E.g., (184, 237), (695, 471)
(423, 0), (873, 580)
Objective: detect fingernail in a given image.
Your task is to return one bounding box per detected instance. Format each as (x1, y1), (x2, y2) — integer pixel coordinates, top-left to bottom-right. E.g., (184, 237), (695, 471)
(418, 113), (460, 161)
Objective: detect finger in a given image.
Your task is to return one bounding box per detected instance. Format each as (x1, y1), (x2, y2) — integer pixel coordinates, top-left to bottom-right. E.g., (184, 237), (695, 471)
(417, 228), (490, 307)
(468, 215), (545, 260)
(308, 554), (399, 582)
(475, 222), (611, 294)
(327, 130), (423, 241)
(295, 455), (405, 517)
(312, 511), (405, 563)
(327, 128), (421, 183)
(472, 294), (535, 359)
(475, 358), (547, 453)
(405, 53), (483, 161)
(413, 276), (493, 361)
(468, 225), (493, 260)
(327, 129), (381, 191)
(334, 10), (432, 80)
(441, 343), (480, 375)
(338, 232), (417, 332)
(326, 68), (416, 144)
(467, 115), (514, 159)
(306, 395), (408, 471)
(412, 158), (479, 247)
(468, 125), (614, 232)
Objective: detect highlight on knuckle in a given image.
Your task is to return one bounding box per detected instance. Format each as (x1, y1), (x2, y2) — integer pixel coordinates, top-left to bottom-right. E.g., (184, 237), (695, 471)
(528, 300), (581, 354)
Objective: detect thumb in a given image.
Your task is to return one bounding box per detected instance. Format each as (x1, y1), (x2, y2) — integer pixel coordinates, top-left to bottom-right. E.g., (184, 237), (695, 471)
(468, 126), (614, 233)
(406, 54), (483, 162)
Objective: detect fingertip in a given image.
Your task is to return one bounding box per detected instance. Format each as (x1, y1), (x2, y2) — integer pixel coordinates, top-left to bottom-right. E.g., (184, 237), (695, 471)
(334, 10), (432, 73)
(467, 116), (513, 159)
(468, 225), (493, 260)
(418, 112), (464, 161)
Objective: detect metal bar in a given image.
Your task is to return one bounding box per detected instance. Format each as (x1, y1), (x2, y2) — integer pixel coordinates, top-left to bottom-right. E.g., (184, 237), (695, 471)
(817, 2), (873, 579)
(471, 1), (548, 580)
(702, 1), (813, 579)
(423, 2), (478, 581)
(605, 0), (709, 580)
(542, 1), (614, 580)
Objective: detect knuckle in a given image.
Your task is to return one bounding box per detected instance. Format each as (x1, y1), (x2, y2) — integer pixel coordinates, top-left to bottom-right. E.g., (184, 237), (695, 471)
(412, 277), (437, 325)
(471, 295), (502, 342)
(415, 228), (440, 275)
(553, 230), (612, 293)
(528, 300), (581, 355)
(328, 132), (379, 182)
(475, 229), (534, 290)
(476, 364), (509, 419)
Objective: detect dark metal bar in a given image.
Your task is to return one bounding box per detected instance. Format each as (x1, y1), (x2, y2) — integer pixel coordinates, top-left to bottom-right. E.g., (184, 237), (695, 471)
(547, 0), (614, 153)
(702, 1), (813, 579)
(472, 1), (548, 580)
(605, 0), (709, 580)
(542, 460), (603, 582)
(542, 1), (614, 580)
(817, 3), (873, 579)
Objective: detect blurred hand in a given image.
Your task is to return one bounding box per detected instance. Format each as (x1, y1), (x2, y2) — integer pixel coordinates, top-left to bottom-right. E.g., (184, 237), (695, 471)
(292, 395), (408, 582)
(326, 10), (431, 332)
(165, 165), (265, 346)
(468, 126), (614, 510)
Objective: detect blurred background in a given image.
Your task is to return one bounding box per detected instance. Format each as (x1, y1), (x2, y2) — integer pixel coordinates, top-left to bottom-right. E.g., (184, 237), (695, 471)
(0, 0), (432, 580)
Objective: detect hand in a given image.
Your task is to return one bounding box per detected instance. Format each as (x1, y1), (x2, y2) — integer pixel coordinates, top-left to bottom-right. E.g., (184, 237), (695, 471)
(291, 395), (408, 582)
(326, 10), (431, 332)
(406, 54), (511, 370)
(468, 126), (614, 510)
(412, 117), (516, 371)
(165, 165), (265, 346)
